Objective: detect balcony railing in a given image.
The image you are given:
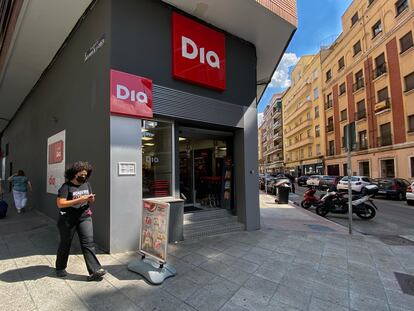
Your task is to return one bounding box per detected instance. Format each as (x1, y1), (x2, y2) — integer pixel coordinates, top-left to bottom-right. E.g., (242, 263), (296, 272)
(325, 100), (333, 110)
(327, 149), (335, 156)
(355, 109), (366, 120)
(326, 124), (334, 132)
(377, 135), (392, 147)
(373, 63), (387, 79)
(355, 141), (368, 150)
(374, 98), (391, 113)
(353, 77), (365, 92)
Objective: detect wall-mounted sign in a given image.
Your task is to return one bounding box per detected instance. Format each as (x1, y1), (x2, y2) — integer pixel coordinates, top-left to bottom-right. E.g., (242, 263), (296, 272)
(110, 69), (153, 118)
(140, 200), (170, 262)
(47, 130), (66, 194)
(172, 12), (226, 91)
(84, 34), (105, 62)
(118, 162), (136, 176)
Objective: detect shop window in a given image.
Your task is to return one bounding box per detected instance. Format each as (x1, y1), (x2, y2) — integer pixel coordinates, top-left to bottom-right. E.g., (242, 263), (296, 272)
(353, 40), (362, 56)
(314, 106), (319, 118)
(380, 159), (395, 178)
(326, 69), (332, 82)
(142, 120), (173, 198)
(408, 115), (414, 132)
(339, 82), (346, 95)
(351, 12), (359, 26)
(400, 31), (413, 53)
(359, 161), (370, 176)
(395, 0), (408, 16)
(341, 109), (347, 121)
(372, 20), (382, 38)
(404, 72), (414, 92)
(338, 56), (345, 71)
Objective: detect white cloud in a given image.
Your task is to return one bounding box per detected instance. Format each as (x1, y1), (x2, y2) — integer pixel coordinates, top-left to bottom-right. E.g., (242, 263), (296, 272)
(269, 53), (299, 89)
(257, 112), (264, 127)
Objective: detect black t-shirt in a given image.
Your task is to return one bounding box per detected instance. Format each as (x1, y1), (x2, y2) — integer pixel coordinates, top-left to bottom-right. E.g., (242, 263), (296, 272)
(57, 181), (92, 215)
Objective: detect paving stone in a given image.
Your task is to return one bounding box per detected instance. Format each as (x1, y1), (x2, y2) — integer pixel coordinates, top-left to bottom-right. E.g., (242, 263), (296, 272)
(161, 275), (199, 301)
(183, 267), (216, 285)
(311, 282), (349, 307)
(350, 280), (388, 302)
(280, 274), (315, 293)
(137, 290), (182, 311)
(309, 297), (348, 311)
(270, 284), (312, 311)
(202, 276), (240, 300)
(220, 265), (252, 285)
(230, 258), (259, 274)
(219, 301), (250, 311)
(228, 287), (271, 310)
(386, 289), (414, 311)
(313, 270), (348, 290)
(243, 275), (279, 301)
(254, 265), (285, 284)
(85, 290), (142, 311)
(350, 292), (390, 311)
(181, 252), (210, 267)
(185, 287), (228, 311)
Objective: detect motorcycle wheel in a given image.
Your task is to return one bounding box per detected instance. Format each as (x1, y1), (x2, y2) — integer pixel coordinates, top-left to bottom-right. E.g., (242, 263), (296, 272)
(356, 204), (376, 220)
(301, 200), (312, 209)
(315, 205), (329, 217)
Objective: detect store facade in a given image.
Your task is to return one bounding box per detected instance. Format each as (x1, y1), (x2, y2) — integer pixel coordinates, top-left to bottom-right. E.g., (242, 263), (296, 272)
(0, 0), (296, 252)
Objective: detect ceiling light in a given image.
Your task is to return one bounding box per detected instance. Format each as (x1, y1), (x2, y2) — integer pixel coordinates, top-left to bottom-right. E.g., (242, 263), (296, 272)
(144, 143), (155, 146)
(179, 137), (187, 141)
(142, 137), (153, 141)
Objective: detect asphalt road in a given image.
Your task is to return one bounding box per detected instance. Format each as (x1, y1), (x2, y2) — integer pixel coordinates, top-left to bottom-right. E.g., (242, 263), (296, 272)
(288, 185), (414, 236)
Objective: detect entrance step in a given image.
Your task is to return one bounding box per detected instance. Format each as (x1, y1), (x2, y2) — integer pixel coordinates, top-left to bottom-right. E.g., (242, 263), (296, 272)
(183, 209), (245, 240)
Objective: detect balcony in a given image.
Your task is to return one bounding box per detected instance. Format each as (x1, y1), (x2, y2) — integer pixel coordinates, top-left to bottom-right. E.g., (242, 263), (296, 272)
(273, 121), (282, 129)
(284, 100), (312, 123)
(355, 141), (368, 150)
(285, 136), (314, 152)
(377, 135), (392, 147)
(374, 98), (391, 114)
(352, 77), (365, 92)
(327, 149), (335, 156)
(325, 100), (333, 110)
(373, 63), (387, 79)
(326, 124), (334, 132)
(285, 119), (312, 138)
(355, 109), (366, 120)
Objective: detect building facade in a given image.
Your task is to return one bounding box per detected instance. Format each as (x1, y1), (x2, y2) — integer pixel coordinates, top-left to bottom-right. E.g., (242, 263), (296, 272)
(260, 93), (284, 174)
(0, 0), (296, 252)
(321, 0), (414, 179)
(282, 55), (326, 176)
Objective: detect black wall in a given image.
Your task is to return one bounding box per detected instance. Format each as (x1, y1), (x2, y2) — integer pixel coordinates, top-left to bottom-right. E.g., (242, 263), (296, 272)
(111, 0), (257, 107)
(1, 0), (112, 250)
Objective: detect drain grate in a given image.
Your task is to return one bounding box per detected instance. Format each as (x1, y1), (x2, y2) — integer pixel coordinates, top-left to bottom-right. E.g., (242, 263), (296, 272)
(306, 224), (336, 232)
(375, 235), (414, 246)
(395, 272), (414, 296)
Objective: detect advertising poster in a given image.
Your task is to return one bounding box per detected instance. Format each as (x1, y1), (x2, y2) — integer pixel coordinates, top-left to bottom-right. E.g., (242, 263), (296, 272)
(46, 130), (66, 194)
(140, 200), (170, 263)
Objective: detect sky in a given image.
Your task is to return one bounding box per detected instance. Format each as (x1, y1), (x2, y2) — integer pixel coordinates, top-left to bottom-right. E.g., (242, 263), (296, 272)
(257, 0), (354, 124)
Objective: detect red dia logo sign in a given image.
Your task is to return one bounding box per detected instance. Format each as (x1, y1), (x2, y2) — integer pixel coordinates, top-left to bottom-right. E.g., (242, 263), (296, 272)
(110, 69), (153, 118)
(172, 12), (226, 91)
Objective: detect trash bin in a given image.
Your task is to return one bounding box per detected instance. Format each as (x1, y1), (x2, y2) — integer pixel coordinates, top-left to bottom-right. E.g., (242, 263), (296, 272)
(276, 185), (290, 204)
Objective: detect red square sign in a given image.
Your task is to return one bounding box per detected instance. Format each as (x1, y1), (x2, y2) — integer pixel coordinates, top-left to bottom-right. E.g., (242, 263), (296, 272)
(48, 140), (64, 164)
(172, 12), (226, 91)
(110, 69), (153, 118)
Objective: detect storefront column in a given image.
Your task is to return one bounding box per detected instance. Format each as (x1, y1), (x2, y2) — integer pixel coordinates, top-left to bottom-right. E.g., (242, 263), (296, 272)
(234, 102), (260, 230)
(110, 115), (142, 252)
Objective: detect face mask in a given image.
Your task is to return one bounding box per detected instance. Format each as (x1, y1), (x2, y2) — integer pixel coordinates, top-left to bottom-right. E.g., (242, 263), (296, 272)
(76, 176), (86, 183)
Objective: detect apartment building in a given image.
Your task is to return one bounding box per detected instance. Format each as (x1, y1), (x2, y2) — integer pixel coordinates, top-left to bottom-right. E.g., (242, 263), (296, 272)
(321, 0), (414, 179)
(282, 55), (325, 176)
(260, 93), (284, 174)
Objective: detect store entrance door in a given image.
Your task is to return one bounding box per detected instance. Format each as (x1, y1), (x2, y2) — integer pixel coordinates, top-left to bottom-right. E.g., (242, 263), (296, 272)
(178, 127), (232, 213)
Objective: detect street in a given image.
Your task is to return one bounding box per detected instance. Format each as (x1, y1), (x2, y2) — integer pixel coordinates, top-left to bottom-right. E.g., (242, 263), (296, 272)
(289, 185), (414, 236)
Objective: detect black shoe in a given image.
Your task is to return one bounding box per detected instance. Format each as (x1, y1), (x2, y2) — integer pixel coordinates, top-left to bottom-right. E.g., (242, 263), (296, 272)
(87, 268), (106, 281)
(56, 269), (67, 277)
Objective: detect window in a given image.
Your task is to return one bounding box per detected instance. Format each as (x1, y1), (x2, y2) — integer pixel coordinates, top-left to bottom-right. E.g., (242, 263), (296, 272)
(308, 146), (312, 157)
(353, 40), (362, 55)
(356, 100), (366, 120)
(368, 0), (375, 6)
(274, 140), (278, 147)
(400, 31), (413, 53)
(142, 120), (173, 198)
(404, 72), (414, 92)
(395, 0), (408, 16)
(380, 159), (395, 178)
(372, 20), (382, 38)
(326, 69), (332, 82)
(328, 141), (335, 156)
(353, 70), (364, 91)
(327, 117), (334, 132)
(343, 163), (348, 176)
(374, 53), (387, 78)
(411, 157), (414, 178)
(358, 130), (368, 149)
(307, 129), (311, 137)
(341, 109), (348, 121)
(351, 12), (359, 26)
(314, 87), (319, 99)
(316, 144), (320, 155)
(339, 82), (346, 95)
(314, 106), (320, 118)
(326, 93), (333, 109)
(408, 115), (414, 132)
(377, 87), (389, 102)
(315, 125), (320, 137)
(379, 122), (392, 146)
(306, 112), (311, 120)
(338, 56), (345, 70)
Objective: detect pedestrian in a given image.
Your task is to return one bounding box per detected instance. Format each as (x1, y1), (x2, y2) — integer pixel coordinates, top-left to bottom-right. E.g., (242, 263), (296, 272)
(8, 170), (32, 213)
(55, 161), (106, 281)
(285, 173), (296, 194)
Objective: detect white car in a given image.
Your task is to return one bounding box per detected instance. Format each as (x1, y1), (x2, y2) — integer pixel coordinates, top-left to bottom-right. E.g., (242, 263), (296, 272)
(407, 182), (414, 206)
(337, 176), (373, 193)
(306, 175), (324, 187)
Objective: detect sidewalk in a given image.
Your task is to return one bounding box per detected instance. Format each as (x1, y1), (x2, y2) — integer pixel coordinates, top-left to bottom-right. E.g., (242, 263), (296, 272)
(1, 194), (414, 310)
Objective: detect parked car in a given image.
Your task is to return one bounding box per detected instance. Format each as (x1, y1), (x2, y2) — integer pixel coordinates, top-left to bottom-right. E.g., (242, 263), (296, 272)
(372, 178), (410, 200)
(318, 175), (343, 190)
(407, 181), (414, 206)
(306, 175), (324, 187)
(337, 176), (373, 193)
(297, 175), (311, 186)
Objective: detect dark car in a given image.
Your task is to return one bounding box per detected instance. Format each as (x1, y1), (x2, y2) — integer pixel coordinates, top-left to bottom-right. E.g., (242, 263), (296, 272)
(372, 178), (410, 200)
(297, 175), (311, 186)
(318, 175), (343, 190)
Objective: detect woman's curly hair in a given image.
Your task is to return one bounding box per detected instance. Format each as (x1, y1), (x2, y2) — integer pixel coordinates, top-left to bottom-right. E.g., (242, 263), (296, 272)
(64, 161), (93, 181)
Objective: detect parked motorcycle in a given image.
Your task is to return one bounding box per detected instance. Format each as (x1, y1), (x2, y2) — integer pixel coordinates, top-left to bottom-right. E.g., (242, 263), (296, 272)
(315, 185), (378, 220)
(301, 187), (320, 209)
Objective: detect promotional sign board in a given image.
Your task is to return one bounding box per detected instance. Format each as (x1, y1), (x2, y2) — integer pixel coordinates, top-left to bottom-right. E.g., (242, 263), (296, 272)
(110, 69), (153, 118)
(46, 130), (66, 194)
(172, 12), (226, 91)
(140, 200), (170, 263)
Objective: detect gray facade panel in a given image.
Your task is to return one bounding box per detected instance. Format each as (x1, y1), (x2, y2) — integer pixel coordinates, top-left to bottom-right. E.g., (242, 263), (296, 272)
(153, 85), (244, 128)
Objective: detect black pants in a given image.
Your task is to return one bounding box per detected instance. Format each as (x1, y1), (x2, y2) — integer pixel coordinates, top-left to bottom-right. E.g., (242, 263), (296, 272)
(56, 211), (101, 275)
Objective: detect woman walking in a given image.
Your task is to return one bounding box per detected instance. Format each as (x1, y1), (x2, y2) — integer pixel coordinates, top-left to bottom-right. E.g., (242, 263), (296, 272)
(8, 170), (32, 213)
(55, 161), (106, 281)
